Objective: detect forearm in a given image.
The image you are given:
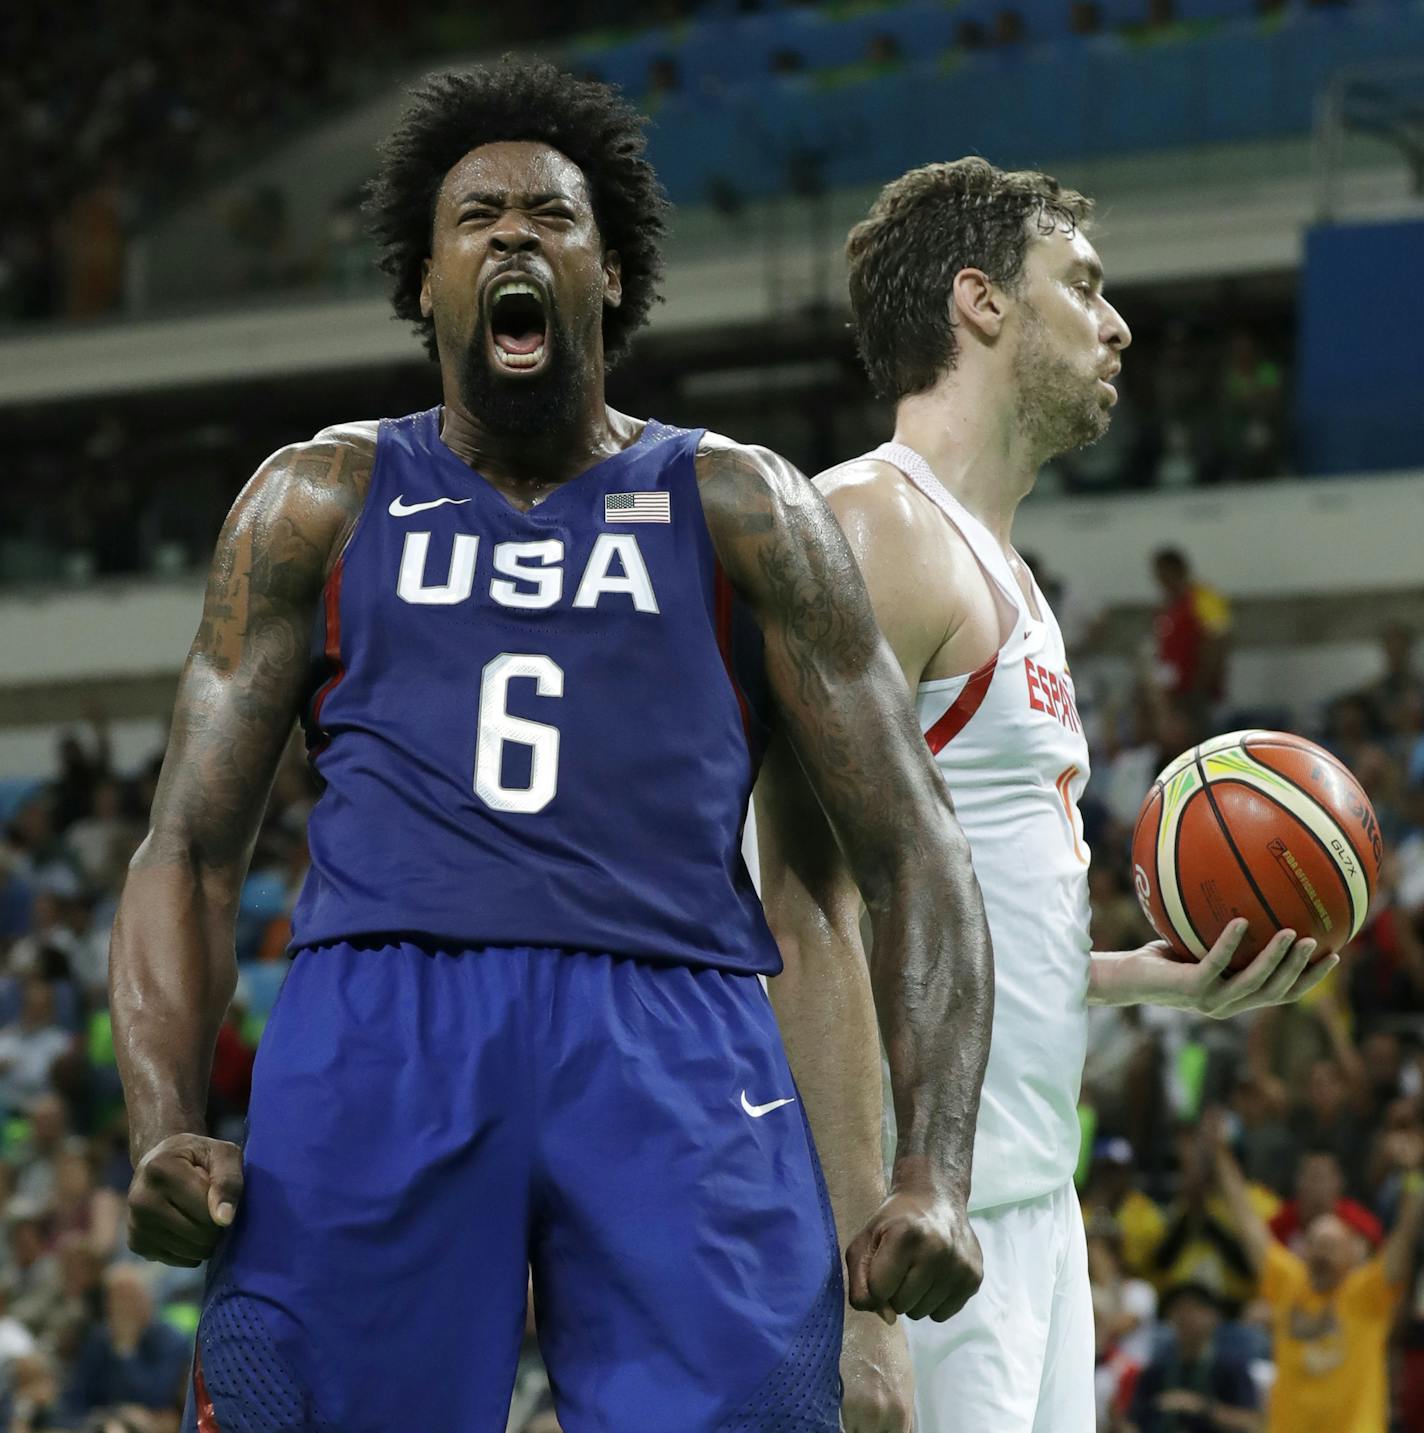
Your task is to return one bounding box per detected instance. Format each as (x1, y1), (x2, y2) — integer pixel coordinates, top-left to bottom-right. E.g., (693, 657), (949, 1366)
(1212, 1146), (1268, 1275)
(1088, 945), (1179, 1006)
(1087, 948), (1150, 1006)
(699, 439), (993, 1202)
(766, 921), (888, 1244)
(1319, 1004), (1368, 1101)
(109, 853), (240, 1161)
(865, 815), (992, 1203)
(1383, 1183), (1424, 1285)
(105, 439), (356, 1160)
(758, 740), (890, 1247)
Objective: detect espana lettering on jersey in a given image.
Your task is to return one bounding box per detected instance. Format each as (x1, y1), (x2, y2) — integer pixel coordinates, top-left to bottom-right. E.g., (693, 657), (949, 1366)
(396, 532), (660, 613)
(1024, 657), (1082, 734)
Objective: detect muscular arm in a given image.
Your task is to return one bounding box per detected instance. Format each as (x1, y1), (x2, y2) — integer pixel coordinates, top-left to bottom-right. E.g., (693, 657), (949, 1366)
(700, 440), (993, 1320)
(110, 433), (367, 1185)
(1209, 1129), (1270, 1280)
(1383, 1185), (1424, 1287)
(1381, 1133), (1424, 1286)
(753, 463), (956, 1241)
(755, 731), (887, 1258)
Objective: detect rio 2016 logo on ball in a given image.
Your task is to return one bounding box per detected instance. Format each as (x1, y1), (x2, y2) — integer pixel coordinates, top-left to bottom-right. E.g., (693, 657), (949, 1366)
(1131, 730), (1383, 970)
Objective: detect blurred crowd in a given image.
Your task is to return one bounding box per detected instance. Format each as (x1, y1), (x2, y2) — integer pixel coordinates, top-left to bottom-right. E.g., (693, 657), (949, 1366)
(3, 0), (1366, 326)
(1062, 556), (1424, 1430)
(0, 0), (708, 324)
(1039, 321), (1291, 493)
(0, 0), (417, 325)
(1, 539), (1422, 1428)
(0, 313), (1291, 594)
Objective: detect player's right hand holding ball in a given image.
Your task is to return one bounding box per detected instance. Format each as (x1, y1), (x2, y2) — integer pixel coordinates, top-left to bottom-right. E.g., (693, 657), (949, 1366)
(127, 1133), (245, 1267)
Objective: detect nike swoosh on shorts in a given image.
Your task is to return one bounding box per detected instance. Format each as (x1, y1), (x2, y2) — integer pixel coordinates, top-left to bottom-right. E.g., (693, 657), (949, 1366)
(741, 1091), (797, 1118)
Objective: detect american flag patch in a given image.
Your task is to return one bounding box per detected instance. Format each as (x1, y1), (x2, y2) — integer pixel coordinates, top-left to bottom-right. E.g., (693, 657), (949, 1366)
(604, 491), (671, 524)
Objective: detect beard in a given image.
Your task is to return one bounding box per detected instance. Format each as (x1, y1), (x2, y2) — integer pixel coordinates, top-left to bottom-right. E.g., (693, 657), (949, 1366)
(1011, 302), (1113, 461)
(457, 308), (582, 438)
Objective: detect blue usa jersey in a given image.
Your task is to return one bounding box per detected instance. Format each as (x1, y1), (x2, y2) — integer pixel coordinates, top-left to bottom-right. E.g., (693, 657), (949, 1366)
(289, 407), (781, 975)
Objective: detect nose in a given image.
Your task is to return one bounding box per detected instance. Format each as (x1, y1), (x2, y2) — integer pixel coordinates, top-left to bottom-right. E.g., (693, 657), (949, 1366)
(1103, 298), (1132, 352)
(489, 211), (540, 256)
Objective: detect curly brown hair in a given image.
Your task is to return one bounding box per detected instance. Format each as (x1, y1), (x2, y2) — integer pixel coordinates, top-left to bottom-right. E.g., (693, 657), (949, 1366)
(365, 59), (668, 367)
(846, 158), (1093, 402)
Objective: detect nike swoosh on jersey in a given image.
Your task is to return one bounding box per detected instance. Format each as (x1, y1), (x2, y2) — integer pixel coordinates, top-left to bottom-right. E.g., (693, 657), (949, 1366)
(740, 1090), (796, 1118)
(388, 494), (473, 517)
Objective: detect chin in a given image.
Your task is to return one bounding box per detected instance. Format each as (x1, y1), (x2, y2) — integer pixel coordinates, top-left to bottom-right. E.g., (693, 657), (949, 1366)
(461, 349), (577, 437)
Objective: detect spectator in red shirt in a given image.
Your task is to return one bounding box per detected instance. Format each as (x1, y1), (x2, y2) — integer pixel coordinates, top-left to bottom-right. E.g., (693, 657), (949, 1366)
(1269, 1149), (1382, 1254)
(1152, 547), (1231, 724)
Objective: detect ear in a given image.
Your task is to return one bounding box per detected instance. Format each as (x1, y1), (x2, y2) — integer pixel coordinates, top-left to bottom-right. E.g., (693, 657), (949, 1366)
(603, 249), (623, 310)
(950, 267), (1006, 342)
(419, 258), (433, 320)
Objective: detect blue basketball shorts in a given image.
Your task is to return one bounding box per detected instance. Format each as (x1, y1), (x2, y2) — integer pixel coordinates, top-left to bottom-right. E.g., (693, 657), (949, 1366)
(182, 942), (842, 1432)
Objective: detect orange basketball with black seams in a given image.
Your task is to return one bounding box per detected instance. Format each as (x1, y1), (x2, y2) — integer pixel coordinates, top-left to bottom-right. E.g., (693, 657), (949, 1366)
(1131, 730), (1382, 971)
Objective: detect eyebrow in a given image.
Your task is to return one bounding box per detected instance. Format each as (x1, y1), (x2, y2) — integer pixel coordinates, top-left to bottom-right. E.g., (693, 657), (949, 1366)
(1072, 256), (1105, 288)
(455, 191), (575, 209)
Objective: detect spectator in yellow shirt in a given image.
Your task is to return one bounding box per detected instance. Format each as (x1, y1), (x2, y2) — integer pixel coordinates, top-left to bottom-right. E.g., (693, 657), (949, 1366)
(1151, 1123), (1279, 1308)
(1210, 1115), (1424, 1433)
(1082, 1137), (1168, 1279)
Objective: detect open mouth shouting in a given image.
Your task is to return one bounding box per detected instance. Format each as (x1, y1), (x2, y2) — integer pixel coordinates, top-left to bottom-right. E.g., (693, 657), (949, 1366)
(487, 275), (551, 374)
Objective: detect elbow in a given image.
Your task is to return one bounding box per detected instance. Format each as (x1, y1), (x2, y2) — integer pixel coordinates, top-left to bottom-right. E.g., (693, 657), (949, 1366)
(869, 804), (976, 913)
(129, 824), (245, 907)
(763, 888), (864, 983)
(764, 917), (804, 979)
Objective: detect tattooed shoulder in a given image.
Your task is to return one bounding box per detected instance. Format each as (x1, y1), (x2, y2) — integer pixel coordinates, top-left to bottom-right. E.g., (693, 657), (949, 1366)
(139, 425), (378, 872)
(271, 422), (377, 562)
(696, 433), (877, 667)
(193, 425), (375, 672)
(695, 432), (804, 540)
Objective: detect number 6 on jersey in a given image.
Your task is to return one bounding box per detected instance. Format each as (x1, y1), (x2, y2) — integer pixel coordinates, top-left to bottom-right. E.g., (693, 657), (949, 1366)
(475, 653), (563, 813)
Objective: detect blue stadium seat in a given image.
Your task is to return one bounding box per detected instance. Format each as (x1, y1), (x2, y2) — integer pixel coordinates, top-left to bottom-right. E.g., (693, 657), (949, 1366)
(1192, 27), (1291, 144)
(1174, 0), (1250, 22)
(600, 1), (1424, 202)
(0, 778), (43, 827)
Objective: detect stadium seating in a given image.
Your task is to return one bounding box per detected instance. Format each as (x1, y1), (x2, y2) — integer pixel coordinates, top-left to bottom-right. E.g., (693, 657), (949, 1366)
(579, 3), (1424, 204)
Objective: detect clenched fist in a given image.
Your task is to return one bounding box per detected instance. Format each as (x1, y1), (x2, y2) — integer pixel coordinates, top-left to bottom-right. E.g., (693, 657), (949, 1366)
(127, 1133), (244, 1268)
(845, 1186), (982, 1323)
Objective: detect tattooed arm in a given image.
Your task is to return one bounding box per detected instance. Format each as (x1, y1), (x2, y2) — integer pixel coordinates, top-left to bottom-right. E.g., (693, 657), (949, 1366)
(110, 428), (371, 1266)
(698, 437), (993, 1329)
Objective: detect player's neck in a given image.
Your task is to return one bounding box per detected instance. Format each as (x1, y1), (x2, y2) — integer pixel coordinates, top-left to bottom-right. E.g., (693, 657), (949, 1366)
(438, 386), (630, 494)
(892, 373), (1041, 550)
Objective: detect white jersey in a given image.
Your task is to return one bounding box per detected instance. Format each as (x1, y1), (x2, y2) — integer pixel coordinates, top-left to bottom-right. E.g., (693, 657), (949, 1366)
(869, 444), (1093, 1213)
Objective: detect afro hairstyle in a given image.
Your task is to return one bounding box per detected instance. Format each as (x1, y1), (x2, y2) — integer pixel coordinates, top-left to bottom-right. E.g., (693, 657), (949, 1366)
(365, 58), (668, 367)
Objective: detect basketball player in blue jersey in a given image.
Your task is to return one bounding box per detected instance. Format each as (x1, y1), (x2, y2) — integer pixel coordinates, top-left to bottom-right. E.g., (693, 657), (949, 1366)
(107, 63), (995, 1433)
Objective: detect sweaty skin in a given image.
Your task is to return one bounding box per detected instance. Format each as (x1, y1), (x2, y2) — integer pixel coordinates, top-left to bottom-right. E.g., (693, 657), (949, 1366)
(111, 422), (995, 1316)
(758, 218), (1335, 1429)
(112, 427), (373, 1264)
(110, 140), (995, 1329)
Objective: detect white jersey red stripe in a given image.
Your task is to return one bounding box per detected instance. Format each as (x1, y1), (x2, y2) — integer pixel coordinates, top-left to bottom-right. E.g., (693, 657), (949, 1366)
(925, 652), (998, 753)
(869, 443), (1093, 1213)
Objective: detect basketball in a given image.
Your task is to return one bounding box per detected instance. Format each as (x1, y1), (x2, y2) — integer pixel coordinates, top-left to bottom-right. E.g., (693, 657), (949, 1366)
(1132, 730), (1383, 970)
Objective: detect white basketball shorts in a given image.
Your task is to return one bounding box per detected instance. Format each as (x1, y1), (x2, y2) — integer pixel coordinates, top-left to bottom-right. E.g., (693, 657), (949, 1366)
(906, 1180), (1094, 1433)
